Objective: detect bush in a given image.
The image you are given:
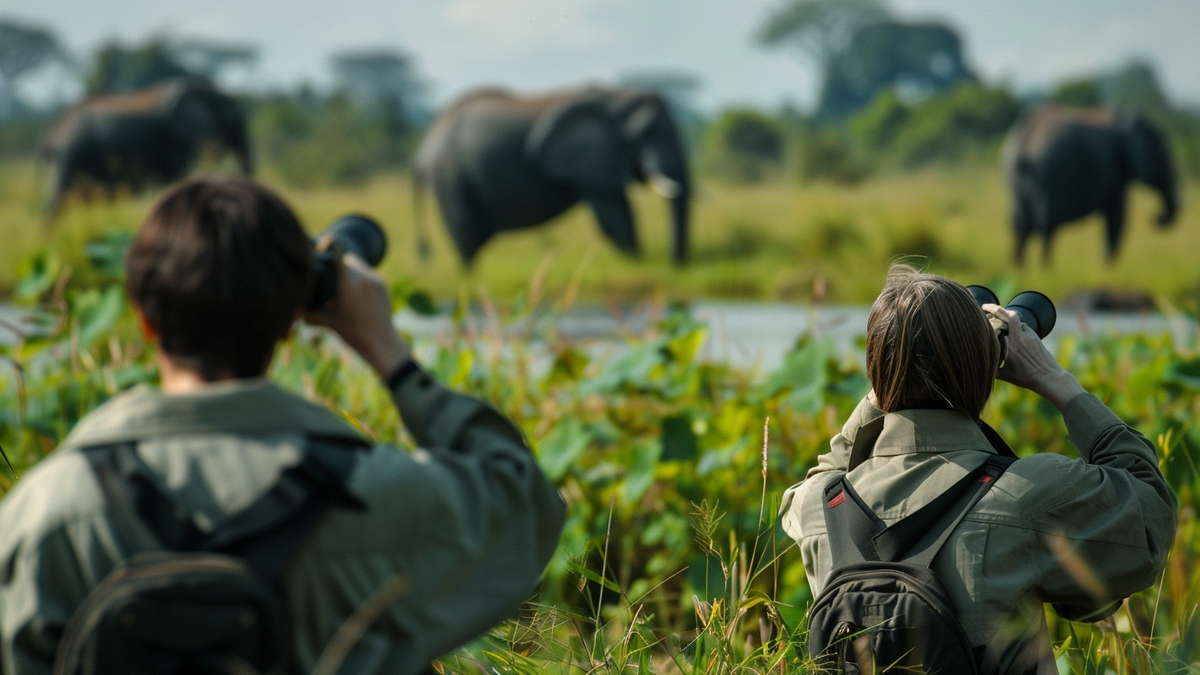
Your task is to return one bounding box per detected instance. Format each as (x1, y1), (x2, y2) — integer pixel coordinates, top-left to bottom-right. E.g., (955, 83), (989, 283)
(251, 91), (414, 187)
(701, 109), (785, 183)
(849, 82), (1023, 166)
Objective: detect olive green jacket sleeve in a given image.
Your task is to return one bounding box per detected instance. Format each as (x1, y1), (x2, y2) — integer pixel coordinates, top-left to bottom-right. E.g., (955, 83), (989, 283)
(284, 368), (567, 673)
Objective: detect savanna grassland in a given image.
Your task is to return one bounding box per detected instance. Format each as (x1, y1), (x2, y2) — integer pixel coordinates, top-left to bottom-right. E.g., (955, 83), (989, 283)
(3, 158), (1200, 307)
(2, 160), (1200, 673)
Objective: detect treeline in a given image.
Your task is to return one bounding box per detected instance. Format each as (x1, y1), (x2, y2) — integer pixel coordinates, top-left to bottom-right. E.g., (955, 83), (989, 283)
(4, 16), (1200, 190)
(699, 67), (1200, 186)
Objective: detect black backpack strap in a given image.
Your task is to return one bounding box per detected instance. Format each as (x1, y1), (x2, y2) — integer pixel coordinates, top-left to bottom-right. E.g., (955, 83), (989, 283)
(204, 436), (367, 579)
(82, 442), (184, 554)
(82, 435), (368, 579)
(823, 455), (1016, 566)
(892, 455), (1016, 568)
(822, 476), (886, 564)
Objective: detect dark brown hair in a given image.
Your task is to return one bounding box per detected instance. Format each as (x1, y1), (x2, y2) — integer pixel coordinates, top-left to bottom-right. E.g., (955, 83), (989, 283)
(126, 179), (312, 379)
(865, 264), (1000, 419)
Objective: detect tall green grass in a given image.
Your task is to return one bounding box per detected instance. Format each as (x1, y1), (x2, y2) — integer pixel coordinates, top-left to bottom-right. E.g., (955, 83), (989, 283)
(3, 159), (1200, 306)
(1, 246), (1198, 673)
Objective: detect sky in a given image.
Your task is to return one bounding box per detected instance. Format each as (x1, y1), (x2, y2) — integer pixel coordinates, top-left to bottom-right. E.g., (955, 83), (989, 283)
(3, 0), (1199, 112)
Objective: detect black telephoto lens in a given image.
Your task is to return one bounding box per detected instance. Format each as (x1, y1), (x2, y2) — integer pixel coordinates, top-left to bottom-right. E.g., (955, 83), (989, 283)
(325, 214), (387, 266)
(307, 214), (388, 310)
(1005, 291), (1057, 339)
(966, 285), (999, 308)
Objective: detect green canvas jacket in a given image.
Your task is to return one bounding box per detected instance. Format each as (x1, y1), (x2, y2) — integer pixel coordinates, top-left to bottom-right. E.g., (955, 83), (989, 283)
(780, 393), (1176, 675)
(0, 371), (566, 675)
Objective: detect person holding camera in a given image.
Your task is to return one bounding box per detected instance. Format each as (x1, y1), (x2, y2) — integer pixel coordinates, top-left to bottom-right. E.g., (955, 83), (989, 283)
(781, 265), (1176, 674)
(0, 179), (566, 674)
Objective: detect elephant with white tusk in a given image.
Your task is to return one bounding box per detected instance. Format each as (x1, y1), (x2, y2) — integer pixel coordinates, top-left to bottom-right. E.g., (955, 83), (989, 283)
(1002, 104), (1179, 264)
(413, 86), (692, 265)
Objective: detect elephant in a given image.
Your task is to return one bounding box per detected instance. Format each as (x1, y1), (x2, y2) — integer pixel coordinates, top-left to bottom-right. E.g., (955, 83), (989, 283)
(1002, 104), (1179, 264)
(413, 86), (691, 265)
(39, 77), (252, 221)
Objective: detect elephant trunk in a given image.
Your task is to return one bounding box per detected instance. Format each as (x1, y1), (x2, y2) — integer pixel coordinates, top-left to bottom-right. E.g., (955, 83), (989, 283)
(640, 146), (690, 264)
(1157, 182), (1178, 227)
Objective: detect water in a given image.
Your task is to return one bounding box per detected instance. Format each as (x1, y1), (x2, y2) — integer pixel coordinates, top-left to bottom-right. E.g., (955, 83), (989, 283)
(2, 302), (1194, 374)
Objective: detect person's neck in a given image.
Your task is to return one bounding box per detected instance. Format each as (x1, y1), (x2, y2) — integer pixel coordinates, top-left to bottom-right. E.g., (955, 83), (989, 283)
(155, 350), (243, 394)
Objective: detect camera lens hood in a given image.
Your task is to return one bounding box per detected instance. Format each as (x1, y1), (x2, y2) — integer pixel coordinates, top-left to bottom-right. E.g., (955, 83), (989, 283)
(965, 285), (1000, 307)
(1006, 291), (1057, 339)
(326, 214), (387, 266)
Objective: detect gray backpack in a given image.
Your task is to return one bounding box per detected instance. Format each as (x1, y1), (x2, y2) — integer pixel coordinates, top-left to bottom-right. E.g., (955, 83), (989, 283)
(54, 436), (367, 675)
(806, 417), (1016, 675)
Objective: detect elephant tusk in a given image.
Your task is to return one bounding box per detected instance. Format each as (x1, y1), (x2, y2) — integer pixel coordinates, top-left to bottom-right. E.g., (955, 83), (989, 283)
(649, 174), (682, 199)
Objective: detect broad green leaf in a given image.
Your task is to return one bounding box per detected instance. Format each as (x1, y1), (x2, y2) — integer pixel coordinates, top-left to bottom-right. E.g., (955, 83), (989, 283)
(15, 251), (61, 302)
(84, 232), (134, 279)
(660, 414), (698, 461)
(535, 417), (592, 482)
(624, 439), (661, 502)
(74, 286), (125, 351)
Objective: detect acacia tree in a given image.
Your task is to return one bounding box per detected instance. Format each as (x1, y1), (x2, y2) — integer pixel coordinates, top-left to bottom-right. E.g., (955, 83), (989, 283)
(757, 0), (889, 71)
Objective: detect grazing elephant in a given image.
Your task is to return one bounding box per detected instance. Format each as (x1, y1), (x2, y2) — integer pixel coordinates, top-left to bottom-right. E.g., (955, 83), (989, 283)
(413, 86), (691, 265)
(1002, 105), (1178, 264)
(40, 77), (252, 220)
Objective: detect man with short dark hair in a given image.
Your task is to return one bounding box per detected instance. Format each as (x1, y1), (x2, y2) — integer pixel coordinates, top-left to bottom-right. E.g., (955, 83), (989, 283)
(0, 179), (566, 674)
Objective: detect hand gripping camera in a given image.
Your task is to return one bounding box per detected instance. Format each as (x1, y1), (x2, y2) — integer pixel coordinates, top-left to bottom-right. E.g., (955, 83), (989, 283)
(307, 214), (388, 310)
(966, 285), (1057, 364)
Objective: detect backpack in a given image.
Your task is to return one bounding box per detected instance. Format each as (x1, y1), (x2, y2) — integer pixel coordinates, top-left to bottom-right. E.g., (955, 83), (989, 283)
(806, 416), (1017, 675)
(54, 436), (367, 675)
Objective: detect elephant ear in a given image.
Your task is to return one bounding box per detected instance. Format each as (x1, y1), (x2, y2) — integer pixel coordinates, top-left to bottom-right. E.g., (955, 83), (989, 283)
(161, 79), (221, 141)
(525, 93), (621, 189)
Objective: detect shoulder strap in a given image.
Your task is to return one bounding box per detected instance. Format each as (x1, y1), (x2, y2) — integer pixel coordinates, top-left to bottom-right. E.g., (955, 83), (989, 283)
(81, 435), (368, 579)
(823, 455), (1016, 567)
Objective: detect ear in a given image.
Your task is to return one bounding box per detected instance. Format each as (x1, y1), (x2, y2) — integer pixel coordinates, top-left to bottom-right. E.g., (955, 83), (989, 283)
(133, 305), (158, 342)
(163, 81), (220, 139)
(525, 93), (619, 189)
(622, 96), (666, 141)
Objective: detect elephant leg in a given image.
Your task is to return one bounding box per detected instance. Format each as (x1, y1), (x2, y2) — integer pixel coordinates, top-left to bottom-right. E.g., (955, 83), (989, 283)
(1103, 190), (1128, 263)
(1041, 234), (1055, 266)
(586, 192), (639, 256)
(1012, 197), (1032, 266)
(439, 181), (493, 266)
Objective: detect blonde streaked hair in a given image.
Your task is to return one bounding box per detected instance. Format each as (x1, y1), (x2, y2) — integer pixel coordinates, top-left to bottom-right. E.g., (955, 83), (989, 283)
(866, 264), (1000, 420)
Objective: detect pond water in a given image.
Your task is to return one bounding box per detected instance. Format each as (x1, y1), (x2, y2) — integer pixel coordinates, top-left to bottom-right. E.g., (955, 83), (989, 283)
(2, 301), (1193, 374)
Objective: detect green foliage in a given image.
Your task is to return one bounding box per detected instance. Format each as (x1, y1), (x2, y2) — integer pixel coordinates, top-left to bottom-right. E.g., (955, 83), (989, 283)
(701, 109), (785, 183)
(251, 92), (414, 187)
(1051, 79), (1104, 108)
(86, 39), (193, 94)
(4, 241), (1200, 672)
(849, 82), (1022, 166)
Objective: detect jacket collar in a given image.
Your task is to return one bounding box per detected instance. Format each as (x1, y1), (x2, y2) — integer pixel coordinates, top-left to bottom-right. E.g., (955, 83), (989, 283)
(869, 408), (997, 457)
(61, 379), (365, 448)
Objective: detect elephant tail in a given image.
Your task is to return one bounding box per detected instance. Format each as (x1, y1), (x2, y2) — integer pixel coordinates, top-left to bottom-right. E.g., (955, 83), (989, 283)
(412, 167), (432, 263)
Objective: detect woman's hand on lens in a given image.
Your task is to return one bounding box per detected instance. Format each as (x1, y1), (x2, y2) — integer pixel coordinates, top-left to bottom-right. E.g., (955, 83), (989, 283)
(303, 254), (412, 378)
(983, 304), (1084, 411)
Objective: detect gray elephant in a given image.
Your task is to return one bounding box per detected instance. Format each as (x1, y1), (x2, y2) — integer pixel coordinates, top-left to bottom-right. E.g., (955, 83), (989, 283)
(1002, 104), (1178, 263)
(40, 77), (252, 220)
(413, 87), (691, 265)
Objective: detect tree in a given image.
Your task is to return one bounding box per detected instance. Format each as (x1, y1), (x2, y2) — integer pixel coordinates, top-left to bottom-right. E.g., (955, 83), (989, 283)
(818, 20), (975, 118)
(757, 0), (976, 119)
(0, 20), (70, 117)
(757, 0), (888, 69)
(87, 39), (194, 93)
(330, 50), (425, 125)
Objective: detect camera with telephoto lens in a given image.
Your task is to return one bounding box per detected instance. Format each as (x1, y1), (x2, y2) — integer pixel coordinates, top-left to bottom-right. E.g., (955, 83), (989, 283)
(966, 285), (1056, 364)
(307, 214), (388, 310)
